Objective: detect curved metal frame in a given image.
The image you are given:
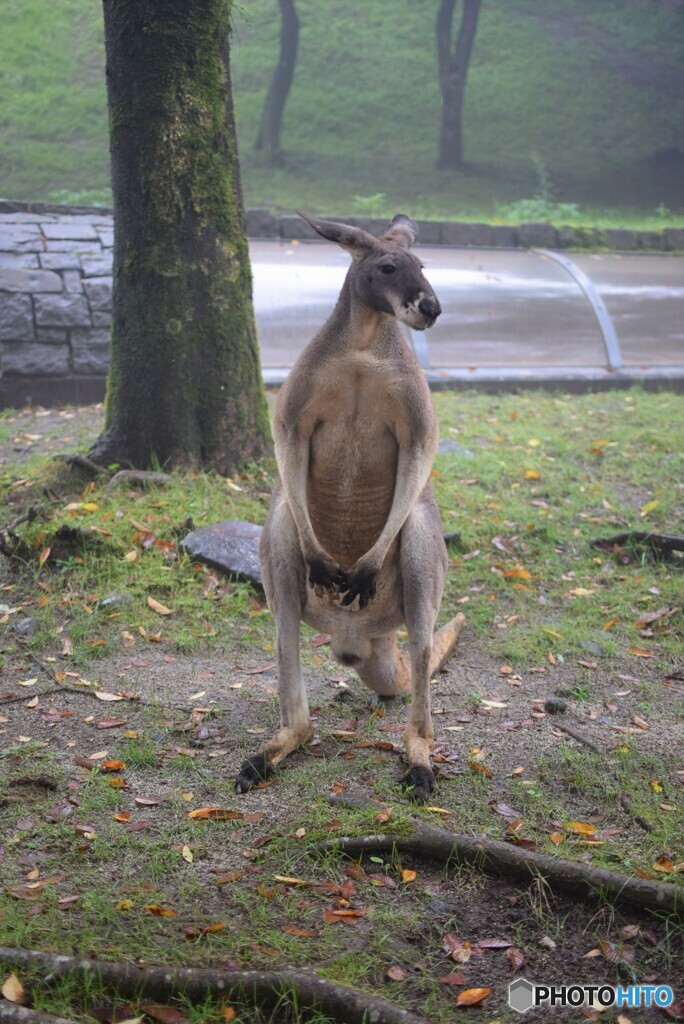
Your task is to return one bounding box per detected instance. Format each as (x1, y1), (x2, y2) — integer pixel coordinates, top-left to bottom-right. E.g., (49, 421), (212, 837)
(535, 248), (623, 371)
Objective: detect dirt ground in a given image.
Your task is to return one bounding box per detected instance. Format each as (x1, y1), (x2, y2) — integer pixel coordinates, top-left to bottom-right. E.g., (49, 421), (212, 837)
(1, 403), (682, 1024)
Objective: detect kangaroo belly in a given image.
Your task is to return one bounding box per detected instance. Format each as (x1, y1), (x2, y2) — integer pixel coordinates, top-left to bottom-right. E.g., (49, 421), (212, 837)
(307, 418), (397, 568)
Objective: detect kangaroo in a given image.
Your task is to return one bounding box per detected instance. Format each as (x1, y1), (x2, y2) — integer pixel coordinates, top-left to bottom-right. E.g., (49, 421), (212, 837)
(235, 211), (465, 803)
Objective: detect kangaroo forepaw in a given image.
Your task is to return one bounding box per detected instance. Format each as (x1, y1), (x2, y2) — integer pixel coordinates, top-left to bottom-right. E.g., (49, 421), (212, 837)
(340, 568), (377, 609)
(307, 557), (347, 592)
(403, 765), (435, 804)
(235, 753), (273, 794)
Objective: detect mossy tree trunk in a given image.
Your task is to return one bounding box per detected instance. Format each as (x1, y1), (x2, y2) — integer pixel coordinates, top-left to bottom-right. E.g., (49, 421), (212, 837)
(254, 0), (299, 164)
(89, 0), (271, 475)
(436, 0), (483, 170)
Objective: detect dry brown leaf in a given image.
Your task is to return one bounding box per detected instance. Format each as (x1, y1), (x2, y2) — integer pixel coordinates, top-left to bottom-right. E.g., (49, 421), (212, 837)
(281, 924), (318, 937)
(144, 904), (176, 918)
(456, 988), (491, 1007)
(147, 596), (174, 616)
(385, 965), (407, 981)
(566, 821), (596, 836)
(401, 869), (417, 883)
(440, 972), (469, 986)
(187, 807), (244, 821)
(95, 691), (124, 702)
(508, 946), (526, 971)
(2, 972), (26, 1004)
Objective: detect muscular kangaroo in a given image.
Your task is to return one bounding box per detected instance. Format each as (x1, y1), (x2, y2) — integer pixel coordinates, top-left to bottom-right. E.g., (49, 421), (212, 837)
(235, 211), (465, 802)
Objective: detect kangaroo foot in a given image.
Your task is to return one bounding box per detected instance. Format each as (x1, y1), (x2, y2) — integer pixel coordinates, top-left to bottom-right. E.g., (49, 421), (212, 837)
(235, 752), (273, 794)
(402, 764), (435, 804)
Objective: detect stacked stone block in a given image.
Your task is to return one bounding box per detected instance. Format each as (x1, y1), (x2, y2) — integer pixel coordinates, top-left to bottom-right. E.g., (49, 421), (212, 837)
(0, 212), (113, 388)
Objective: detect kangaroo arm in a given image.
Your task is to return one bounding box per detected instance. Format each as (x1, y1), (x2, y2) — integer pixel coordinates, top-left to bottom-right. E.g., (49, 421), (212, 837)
(274, 431), (322, 561)
(360, 441), (435, 570)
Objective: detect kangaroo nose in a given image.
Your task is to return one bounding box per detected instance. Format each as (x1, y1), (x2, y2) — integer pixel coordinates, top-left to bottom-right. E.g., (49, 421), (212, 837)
(418, 297), (440, 320)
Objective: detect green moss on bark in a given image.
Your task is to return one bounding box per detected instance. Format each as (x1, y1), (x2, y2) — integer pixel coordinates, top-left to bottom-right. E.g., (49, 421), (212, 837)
(91, 0), (271, 474)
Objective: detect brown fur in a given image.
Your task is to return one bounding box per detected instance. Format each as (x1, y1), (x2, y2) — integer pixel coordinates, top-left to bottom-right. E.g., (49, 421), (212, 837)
(235, 212), (464, 802)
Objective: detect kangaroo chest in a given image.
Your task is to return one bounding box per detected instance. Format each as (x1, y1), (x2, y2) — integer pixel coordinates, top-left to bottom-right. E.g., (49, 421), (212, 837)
(305, 367), (400, 568)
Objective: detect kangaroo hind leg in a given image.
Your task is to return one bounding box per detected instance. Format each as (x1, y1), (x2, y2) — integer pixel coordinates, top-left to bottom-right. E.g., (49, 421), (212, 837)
(235, 494), (313, 793)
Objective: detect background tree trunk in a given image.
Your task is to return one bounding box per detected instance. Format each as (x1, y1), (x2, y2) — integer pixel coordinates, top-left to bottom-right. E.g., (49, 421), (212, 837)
(90, 0), (271, 475)
(254, 0), (299, 164)
(436, 0), (483, 170)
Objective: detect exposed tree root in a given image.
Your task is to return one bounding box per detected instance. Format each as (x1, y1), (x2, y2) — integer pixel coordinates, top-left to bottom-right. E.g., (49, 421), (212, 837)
(0, 949), (428, 1024)
(0, 1005), (77, 1024)
(104, 470), (172, 492)
(54, 454), (111, 480)
(590, 531), (684, 555)
(322, 796), (681, 917)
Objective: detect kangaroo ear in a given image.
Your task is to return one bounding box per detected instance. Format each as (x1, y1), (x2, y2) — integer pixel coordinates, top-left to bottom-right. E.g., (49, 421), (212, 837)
(380, 213), (418, 250)
(297, 211), (377, 257)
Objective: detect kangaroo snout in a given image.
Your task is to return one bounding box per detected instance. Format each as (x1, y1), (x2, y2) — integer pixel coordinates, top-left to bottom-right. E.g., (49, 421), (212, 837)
(418, 296), (441, 322)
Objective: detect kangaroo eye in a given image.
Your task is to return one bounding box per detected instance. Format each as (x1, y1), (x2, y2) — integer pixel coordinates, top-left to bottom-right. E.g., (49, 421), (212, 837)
(380, 264), (395, 274)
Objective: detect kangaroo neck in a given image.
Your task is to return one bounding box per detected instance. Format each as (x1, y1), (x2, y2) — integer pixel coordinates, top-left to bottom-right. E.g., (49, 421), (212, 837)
(325, 273), (393, 351)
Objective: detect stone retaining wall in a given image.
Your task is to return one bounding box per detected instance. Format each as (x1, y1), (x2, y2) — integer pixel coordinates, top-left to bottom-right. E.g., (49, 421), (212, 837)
(1, 201), (683, 408)
(0, 209), (113, 407)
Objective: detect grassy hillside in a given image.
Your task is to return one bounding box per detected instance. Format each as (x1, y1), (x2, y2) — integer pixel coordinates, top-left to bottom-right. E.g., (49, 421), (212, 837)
(1, 0), (683, 222)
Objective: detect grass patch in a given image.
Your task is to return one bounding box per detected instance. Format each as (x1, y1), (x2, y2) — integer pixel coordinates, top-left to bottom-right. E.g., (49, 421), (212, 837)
(0, 389), (682, 1022)
(1, 0), (683, 219)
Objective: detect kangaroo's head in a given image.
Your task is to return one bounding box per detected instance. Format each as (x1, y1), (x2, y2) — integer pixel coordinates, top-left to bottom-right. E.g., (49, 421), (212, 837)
(297, 211), (441, 331)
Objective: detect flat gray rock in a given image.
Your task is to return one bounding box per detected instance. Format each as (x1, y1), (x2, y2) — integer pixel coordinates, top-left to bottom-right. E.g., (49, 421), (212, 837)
(181, 520), (263, 588)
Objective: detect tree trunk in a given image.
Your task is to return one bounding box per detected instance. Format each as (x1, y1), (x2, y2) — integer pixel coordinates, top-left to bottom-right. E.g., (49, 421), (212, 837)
(254, 0), (299, 164)
(90, 1), (271, 475)
(436, 0), (483, 170)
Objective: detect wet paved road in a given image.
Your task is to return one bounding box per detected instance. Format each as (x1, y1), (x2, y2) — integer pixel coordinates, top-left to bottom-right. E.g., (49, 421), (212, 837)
(251, 241), (684, 372)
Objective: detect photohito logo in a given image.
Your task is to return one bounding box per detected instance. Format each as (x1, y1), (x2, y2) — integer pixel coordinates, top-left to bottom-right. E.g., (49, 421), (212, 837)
(508, 978), (674, 1013)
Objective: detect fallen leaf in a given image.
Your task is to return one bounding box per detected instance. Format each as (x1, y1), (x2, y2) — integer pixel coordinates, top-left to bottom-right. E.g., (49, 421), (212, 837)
(653, 855), (675, 873)
(566, 821), (596, 836)
(376, 807), (393, 824)
(187, 807), (244, 821)
(282, 924), (318, 937)
(401, 869), (417, 884)
(143, 904), (176, 918)
(456, 988), (491, 1007)
(38, 546), (51, 567)
(139, 1004), (187, 1024)
(147, 596), (174, 616)
(385, 965), (407, 982)
(95, 691), (124, 702)
(440, 972), (469, 986)
(507, 946), (526, 971)
(100, 760), (126, 773)
(273, 875), (312, 886)
(2, 972), (26, 1004)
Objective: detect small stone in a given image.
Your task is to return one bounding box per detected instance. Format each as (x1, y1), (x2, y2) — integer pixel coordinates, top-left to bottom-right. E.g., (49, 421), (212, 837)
(438, 439), (474, 458)
(180, 520), (263, 588)
(14, 617), (39, 637)
(96, 594), (134, 612)
(544, 697), (567, 715)
(539, 936), (557, 950)
(582, 641), (604, 657)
